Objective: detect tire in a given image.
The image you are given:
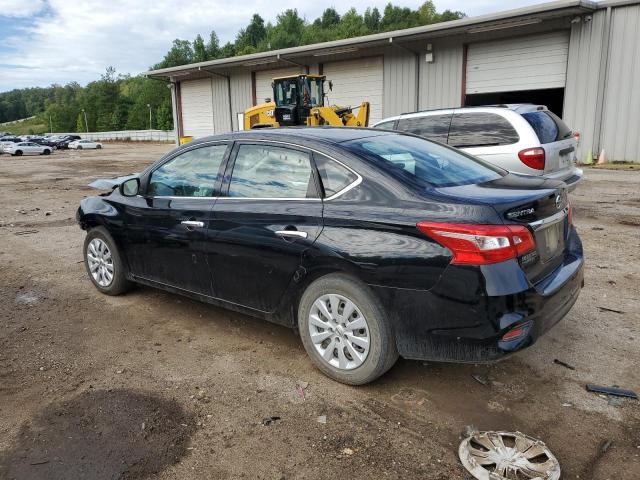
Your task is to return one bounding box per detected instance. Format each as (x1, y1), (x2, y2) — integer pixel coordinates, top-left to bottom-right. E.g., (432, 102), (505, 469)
(83, 226), (132, 296)
(43, 149), (51, 155)
(298, 273), (398, 385)
(96, 144), (102, 149)
(77, 146), (83, 150)
(14, 150), (22, 156)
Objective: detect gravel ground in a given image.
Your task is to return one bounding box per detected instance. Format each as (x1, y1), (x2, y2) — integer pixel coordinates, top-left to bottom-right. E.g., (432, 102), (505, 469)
(0, 143), (638, 479)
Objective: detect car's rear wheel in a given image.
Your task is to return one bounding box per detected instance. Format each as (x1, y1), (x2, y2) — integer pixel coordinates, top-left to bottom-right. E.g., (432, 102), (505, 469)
(84, 227), (132, 295)
(96, 144), (102, 149)
(298, 273), (398, 385)
(43, 149), (51, 155)
(77, 146), (83, 150)
(14, 150), (22, 156)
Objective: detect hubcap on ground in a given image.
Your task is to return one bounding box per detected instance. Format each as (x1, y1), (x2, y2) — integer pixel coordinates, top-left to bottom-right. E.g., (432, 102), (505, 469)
(87, 238), (114, 287)
(459, 431), (561, 480)
(308, 293), (370, 370)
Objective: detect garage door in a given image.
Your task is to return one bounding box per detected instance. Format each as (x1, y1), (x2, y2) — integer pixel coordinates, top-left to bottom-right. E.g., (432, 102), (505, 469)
(181, 78), (214, 138)
(466, 31), (570, 94)
(254, 67), (302, 105)
(323, 56), (383, 124)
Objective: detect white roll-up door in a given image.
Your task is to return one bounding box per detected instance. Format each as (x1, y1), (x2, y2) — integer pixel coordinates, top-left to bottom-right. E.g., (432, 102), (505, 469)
(180, 78), (214, 138)
(323, 56), (383, 124)
(254, 67), (302, 105)
(466, 31), (570, 94)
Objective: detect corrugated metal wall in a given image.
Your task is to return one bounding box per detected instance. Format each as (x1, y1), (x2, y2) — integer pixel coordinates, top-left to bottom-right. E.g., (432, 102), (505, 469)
(601, 4), (640, 161)
(418, 42), (464, 110)
(229, 71), (252, 131)
(383, 50), (417, 117)
(564, 10), (607, 162)
(212, 76), (232, 133)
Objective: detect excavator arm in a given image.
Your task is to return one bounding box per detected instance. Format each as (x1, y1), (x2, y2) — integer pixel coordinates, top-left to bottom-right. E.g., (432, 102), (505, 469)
(308, 102), (370, 127)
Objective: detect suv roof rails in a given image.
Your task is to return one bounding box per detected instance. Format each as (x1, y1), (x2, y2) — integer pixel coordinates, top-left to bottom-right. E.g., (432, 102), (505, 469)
(398, 104), (515, 116)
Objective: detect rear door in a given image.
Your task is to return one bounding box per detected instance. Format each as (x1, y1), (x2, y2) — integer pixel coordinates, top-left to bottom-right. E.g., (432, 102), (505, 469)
(208, 141), (323, 312)
(520, 110), (577, 174)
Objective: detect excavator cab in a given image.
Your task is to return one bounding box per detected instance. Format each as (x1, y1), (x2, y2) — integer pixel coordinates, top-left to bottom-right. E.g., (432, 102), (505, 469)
(272, 75), (325, 126)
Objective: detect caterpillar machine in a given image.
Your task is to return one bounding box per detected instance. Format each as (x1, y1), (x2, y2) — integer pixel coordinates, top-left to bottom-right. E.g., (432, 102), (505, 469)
(243, 74), (370, 129)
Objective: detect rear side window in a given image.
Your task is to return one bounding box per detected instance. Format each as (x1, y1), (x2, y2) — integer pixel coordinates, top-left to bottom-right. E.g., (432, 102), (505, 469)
(396, 114), (452, 143)
(447, 112), (519, 148)
(374, 120), (396, 130)
(228, 144), (316, 199)
(522, 111), (573, 144)
(343, 134), (504, 188)
(314, 154), (358, 197)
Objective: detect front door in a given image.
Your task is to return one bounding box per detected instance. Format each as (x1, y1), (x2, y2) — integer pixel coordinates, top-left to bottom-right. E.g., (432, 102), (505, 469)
(122, 142), (229, 295)
(208, 142), (323, 312)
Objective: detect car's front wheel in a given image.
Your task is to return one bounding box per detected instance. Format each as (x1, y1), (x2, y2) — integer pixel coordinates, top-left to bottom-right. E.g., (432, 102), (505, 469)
(96, 144), (102, 149)
(84, 227), (132, 295)
(77, 146), (83, 150)
(43, 149), (51, 155)
(14, 150), (22, 156)
(298, 273), (398, 385)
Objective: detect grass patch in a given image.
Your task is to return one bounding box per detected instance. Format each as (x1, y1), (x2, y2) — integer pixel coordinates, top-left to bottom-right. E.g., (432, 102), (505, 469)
(1, 118), (49, 136)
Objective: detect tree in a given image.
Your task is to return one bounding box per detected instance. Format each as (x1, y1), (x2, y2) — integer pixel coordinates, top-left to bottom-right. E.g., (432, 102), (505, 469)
(153, 39), (194, 69)
(206, 31), (221, 59)
(364, 7), (381, 31)
(268, 9), (305, 50)
(193, 34), (207, 62)
(236, 14), (267, 53)
(321, 8), (340, 28)
(76, 112), (85, 132)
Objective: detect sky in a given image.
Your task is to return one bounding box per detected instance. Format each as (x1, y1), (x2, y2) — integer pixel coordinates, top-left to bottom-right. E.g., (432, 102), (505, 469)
(0, 0), (544, 92)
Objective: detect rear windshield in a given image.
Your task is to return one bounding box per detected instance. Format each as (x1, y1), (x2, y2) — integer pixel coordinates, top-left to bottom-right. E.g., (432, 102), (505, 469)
(343, 133), (504, 188)
(522, 111), (573, 144)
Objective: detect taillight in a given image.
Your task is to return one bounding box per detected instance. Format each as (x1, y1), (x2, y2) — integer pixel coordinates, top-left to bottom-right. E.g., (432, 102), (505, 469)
(518, 147), (545, 170)
(573, 131), (580, 144)
(416, 222), (536, 265)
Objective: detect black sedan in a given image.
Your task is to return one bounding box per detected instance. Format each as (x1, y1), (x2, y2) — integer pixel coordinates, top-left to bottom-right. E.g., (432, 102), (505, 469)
(77, 128), (584, 384)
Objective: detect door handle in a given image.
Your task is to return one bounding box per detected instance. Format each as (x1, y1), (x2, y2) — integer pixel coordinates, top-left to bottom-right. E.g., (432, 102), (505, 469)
(275, 230), (308, 239)
(181, 220), (204, 228)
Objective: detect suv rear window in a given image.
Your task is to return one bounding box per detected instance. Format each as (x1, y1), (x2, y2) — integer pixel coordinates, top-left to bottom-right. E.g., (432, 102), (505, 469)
(448, 112), (519, 148)
(396, 114), (452, 143)
(343, 133), (504, 188)
(522, 111), (573, 144)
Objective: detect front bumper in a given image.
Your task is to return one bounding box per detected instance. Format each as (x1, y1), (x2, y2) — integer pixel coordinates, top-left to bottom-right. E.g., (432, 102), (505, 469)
(372, 226), (584, 362)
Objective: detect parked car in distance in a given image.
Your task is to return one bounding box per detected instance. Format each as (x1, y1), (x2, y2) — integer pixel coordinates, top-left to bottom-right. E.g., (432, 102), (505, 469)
(32, 137), (58, 148)
(373, 105), (582, 191)
(77, 128), (584, 385)
(4, 141), (53, 156)
(55, 135), (82, 149)
(69, 139), (102, 150)
(0, 137), (22, 153)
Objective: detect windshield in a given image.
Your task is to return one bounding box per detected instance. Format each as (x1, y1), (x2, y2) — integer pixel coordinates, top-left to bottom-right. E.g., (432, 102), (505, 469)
(343, 133), (505, 188)
(274, 77), (323, 108)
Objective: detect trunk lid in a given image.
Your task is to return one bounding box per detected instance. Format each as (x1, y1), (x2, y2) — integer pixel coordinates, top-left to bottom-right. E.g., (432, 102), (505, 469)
(433, 173), (570, 283)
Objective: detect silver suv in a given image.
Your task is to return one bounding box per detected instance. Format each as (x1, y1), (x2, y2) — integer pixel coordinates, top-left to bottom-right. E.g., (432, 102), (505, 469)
(373, 105), (582, 190)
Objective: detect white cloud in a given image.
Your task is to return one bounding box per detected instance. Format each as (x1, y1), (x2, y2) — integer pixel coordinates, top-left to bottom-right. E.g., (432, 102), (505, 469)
(0, 0), (541, 91)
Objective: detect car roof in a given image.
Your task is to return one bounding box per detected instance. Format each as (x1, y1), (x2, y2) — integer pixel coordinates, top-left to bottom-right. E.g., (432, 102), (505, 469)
(187, 126), (393, 149)
(375, 104), (549, 124)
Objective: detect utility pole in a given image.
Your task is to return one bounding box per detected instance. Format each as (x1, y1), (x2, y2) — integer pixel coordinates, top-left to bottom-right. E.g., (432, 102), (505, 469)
(147, 104), (152, 129)
(82, 108), (89, 133)
(49, 114), (53, 134)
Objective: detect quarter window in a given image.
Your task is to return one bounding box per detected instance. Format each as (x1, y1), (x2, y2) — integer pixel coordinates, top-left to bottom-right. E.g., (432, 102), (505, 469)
(374, 120), (396, 130)
(314, 154), (358, 197)
(447, 113), (519, 148)
(396, 114), (452, 143)
(148, 144), (227, 197)
(228, 144), (316, 199)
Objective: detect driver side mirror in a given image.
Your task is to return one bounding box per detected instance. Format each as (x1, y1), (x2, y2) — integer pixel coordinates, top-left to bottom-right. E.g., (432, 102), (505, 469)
(120, 177), (140, 197)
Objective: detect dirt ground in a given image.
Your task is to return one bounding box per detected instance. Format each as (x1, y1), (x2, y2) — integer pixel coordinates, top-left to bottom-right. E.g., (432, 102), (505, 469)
(0, 143), (638, 480)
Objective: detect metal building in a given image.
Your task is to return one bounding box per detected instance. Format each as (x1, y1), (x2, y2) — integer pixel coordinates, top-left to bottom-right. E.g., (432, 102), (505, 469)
(146, 0), (640, 162)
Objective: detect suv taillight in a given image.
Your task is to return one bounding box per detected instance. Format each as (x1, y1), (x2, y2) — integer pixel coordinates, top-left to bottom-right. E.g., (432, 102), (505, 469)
(573, 131), (580, 144)
(416, 222), (536, 265)
(518, 147), (545, 170)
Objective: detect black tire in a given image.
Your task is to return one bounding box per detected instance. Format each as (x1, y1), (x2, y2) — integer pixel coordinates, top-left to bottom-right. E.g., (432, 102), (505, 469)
(43, 149), (51, 155)
(83, 226), (132, 295)
(14, 150), (22, 156)
(298, 273), (398, 385)
(77, 146), (83, 150)
(96, 144), (102, 149)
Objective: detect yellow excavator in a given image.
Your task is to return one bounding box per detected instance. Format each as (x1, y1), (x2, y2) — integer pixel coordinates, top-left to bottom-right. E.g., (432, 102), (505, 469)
(243, 74), (370, 129)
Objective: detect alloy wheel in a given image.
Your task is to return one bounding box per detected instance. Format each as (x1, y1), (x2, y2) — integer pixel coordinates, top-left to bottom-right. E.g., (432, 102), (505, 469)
(87, 238), (114, 287)
(308, 293), (370, 370)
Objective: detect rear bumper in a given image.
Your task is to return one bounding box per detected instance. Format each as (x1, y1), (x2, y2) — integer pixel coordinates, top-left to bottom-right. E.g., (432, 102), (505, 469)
(372, 226), (584, 362)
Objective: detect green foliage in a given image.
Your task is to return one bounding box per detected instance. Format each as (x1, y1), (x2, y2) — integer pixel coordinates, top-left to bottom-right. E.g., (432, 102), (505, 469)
(0, 2), (464, 133)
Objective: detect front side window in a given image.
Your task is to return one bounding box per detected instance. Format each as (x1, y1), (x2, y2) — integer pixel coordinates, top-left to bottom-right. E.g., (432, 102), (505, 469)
(148, 144), (227, 197)
(448, 112), (519, 148)
(343, 133), (504, 188)
(274, 79), (298, 107)
(228, 144), (316, 199)
(396, 114), (452, 143)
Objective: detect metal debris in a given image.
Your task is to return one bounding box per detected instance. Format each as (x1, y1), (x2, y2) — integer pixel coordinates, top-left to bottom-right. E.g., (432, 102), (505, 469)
(471, 374), (489, 386)
(459, 430), (560, 480)
(553, 359), (576, 370)
(262, 416), (281, 426)
(597, 306), (625, 314)
(586, 384), (638, 399)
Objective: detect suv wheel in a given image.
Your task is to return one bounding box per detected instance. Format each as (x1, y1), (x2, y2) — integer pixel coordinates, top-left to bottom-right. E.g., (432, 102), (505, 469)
(84, 227), (132, 295)
(298, 273), (398, 385)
